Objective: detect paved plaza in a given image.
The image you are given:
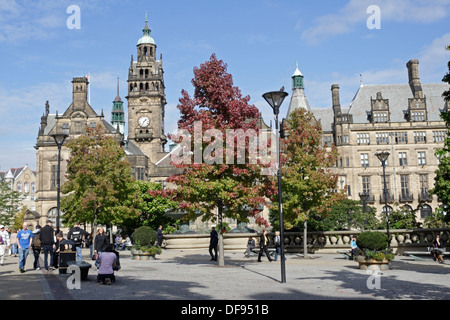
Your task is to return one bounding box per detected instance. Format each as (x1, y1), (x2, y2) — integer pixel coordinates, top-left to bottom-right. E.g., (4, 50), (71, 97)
(1, 248), (449, 303)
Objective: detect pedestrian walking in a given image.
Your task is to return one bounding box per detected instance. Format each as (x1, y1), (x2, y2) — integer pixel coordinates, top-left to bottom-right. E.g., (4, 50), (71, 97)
(209, 226), (218, 261)
(32, 225), (42, 270)
(40, 220), (56, 271)
(94, 227), (110, 268)
(258, 229), (273, 262)
(157, 225), (163, 247)
(17, 222), (33, 273)
(0, 225), (10, 266)
(273, 231), (285, 261)
(9, 228), (18, 257)
(67, 222), (89, 263)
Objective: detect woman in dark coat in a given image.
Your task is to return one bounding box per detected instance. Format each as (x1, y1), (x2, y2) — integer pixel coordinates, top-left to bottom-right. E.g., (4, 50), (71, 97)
(94, 227), (110, 267)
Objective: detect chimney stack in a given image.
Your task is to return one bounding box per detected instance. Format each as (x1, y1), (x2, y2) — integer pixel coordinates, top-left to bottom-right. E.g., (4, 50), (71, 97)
(331, 84), (341, 115)
(406, 59), (423, 99)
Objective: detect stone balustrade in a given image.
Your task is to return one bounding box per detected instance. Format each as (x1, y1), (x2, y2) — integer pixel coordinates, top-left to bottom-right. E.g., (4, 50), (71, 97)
(162, 228), (450, 255)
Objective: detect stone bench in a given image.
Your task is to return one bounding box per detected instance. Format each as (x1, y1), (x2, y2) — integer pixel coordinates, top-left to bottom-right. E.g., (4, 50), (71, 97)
(404, 250), (449, 261)
(337, 250), (353, 260)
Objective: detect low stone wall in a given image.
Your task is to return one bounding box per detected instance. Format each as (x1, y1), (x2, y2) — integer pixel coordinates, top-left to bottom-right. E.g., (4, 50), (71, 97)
(162, 228), (450, 254)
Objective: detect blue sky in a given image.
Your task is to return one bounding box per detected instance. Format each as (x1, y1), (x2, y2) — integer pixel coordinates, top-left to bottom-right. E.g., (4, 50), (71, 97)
(1, 0), (449, 171)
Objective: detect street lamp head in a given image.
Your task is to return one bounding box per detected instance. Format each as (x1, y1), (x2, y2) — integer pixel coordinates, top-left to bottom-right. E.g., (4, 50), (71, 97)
(262, 90), (289, 116)
(375, 151), (390, 164)
(51, 133), (68, 147)
(359, 192), (370, 201)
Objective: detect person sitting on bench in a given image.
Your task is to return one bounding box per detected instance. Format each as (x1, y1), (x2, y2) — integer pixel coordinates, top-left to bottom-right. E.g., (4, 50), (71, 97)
(97, 244), (117, 285)
(431, 235), (445, 264)
(350, 235), (358, 260)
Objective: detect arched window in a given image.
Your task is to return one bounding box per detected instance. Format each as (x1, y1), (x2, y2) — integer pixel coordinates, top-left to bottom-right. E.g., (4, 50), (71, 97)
(382, 205), (393, 215)
(17, 181), (22, 192)
(47, 207), (64, 227)
(24, 182), (29, 193)
(31, 182), (36, 193)
(420, 204), (432, 219)
(402, 205), (413, 212)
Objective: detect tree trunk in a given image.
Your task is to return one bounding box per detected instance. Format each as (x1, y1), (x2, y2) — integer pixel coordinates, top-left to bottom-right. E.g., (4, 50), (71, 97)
(218, 205), (225, 266)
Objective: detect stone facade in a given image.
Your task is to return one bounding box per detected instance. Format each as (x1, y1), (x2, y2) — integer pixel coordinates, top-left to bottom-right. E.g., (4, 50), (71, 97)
(288, 59), (449, 222)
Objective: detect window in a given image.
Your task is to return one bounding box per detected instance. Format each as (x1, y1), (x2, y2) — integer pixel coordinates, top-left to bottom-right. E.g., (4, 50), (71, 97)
(433, 131), (446, 143)
(357, 133), (370, 144)
(382, 206), (393, 215)
(411, 111), (425, 122)
(31, 182), (36, 193)
(346, 157), (349, 167)
(414, 131), (426, 143)
(51, 165), (57, 190)
(419, 174), (429, 199)
(394, 132), (408, 144)
(376, 132), (390, 144)
(135, 167), (145, 181)
(17, 181), (22, 192)
(420, 204), (432, 219)
(398, 152), (408, 166)
(360, 153), (369, 168)
(400, 175), (410, 200)
(47, 207), (63, 227)
(381, 177), (391, 201)
(362, 176), (371, 194)
(323, 135), (332, 147)
(24, 182), (29, 193)
(417, 151), (426, 165)
(374, 112), (387, 122)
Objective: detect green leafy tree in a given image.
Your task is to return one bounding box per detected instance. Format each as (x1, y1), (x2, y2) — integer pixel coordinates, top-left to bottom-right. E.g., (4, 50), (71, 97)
(431, 45), (450, 211)
(61, 126), (141, 234)
(121, 181), (178, 235)
(307, 199), (378, 231)
(166, 54), (276, 266)
(0, 178), (22, 227)
(270, 108), (345, 230)
(379, 206), (421, 229)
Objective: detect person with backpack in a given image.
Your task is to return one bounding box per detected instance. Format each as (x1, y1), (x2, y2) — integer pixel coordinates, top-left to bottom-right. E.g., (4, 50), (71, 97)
(32, 225), (42, 270)
(67, 222), (89, 263)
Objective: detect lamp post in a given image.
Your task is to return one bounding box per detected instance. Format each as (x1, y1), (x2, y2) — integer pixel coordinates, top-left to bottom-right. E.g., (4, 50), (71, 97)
(375, 151), (390, 247)
(51, 133), (68, 234)
(262, 89), (288, 283)
(359, 192), (370, 230)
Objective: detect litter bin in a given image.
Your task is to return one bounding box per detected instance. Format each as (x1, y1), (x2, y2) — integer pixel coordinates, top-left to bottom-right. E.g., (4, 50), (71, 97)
(59, 251), (76, 274)
(67, 261), (92, 280)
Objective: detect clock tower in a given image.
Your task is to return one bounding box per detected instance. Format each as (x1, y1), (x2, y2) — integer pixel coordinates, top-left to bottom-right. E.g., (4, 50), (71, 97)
(127, 14), (167, 165)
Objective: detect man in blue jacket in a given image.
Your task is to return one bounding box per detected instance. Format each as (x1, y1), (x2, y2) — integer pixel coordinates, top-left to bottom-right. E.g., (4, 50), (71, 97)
(17, 222), (33, 273)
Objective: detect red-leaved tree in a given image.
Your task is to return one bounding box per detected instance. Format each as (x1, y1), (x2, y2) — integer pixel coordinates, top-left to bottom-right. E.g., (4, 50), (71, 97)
(167, 54), (276, 265)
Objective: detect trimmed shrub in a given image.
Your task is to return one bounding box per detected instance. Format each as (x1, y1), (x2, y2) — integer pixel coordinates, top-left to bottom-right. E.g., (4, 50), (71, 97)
(133, 226), (157, 247)
(356, 231), (388, 251)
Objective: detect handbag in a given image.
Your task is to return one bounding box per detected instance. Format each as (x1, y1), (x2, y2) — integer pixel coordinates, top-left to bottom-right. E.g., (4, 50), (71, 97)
(92, 253), (98, 261)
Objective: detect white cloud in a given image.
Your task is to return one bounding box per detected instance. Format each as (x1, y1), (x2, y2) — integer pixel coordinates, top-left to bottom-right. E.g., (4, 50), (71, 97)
(301, 0), (450, 44)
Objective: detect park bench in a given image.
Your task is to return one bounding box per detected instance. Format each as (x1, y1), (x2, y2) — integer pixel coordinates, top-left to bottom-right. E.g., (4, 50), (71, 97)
(404, 249), (449, 261)
(337, 250), (353, 260)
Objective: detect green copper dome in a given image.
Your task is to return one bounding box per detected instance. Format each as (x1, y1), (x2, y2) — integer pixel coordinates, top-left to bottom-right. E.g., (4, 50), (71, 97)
(137, 13), (155, 45)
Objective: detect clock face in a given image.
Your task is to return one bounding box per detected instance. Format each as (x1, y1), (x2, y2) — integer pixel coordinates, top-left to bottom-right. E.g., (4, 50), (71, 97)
(138, 116), (150, 128)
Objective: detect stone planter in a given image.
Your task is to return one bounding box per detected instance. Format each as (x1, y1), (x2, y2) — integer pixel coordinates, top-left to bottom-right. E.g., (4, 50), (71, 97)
(356, 256), (390, 270)
(131, 251), (156, 260)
